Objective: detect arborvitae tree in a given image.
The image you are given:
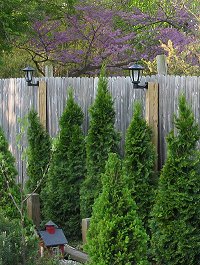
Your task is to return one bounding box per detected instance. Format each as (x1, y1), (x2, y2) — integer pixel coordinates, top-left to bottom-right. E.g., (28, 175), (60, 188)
(124, 102), (156, 232)
(43, 89), (85, 240)
(0, 127), (21, 219)
(86, 153), (149, 265)
(26, 110), (51, 198)
(151, 95), (200, 265)
(80, 66), (119, 218)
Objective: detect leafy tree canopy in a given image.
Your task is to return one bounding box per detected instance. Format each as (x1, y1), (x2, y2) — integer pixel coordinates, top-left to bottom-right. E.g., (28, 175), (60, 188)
(0, 0), (77, 53)
(22, 1), (199, 76)
(0, 0), (199, 77)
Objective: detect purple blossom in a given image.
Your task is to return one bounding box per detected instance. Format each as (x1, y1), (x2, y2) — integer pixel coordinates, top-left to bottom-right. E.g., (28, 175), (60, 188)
(28, 3), (199, 76)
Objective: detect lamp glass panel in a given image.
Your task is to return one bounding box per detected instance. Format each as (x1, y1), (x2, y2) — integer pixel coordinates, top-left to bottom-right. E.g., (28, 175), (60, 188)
(130, 69), (139, 83)
(133, 69), (140, 82)
(130, 69), (133, 82)
(138, 69), (143, 82)
(25, 71), (33, 82)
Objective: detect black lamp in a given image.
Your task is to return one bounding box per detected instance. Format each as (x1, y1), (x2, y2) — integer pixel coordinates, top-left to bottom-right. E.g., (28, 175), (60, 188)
(22, 66), (39, 86)
(125, 64), (147, 89)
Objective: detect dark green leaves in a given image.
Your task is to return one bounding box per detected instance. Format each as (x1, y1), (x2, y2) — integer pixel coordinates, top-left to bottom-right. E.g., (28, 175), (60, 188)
(86, 153), (149, 265)
(151, 95), (200, 264)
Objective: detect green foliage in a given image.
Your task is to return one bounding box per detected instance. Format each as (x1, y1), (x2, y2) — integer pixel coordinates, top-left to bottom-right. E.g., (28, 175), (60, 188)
(33, 255), (60, 265)
(43, 89), (86, 240)
(0, 213), (22, 265)
(0, 213), (37, 265)
(0, 49), (33, 78)
(0, 0), (77, 53)
(124, 102), (156, 232)
(0, 212), (60, 265)
(26, 110), (51, 205)
(86, 153), (149, 265)
(151, 95), (200, 264)
(80, 66), (120, 218)
(144, 40), (200, 76)
(0, 127), (21, 219)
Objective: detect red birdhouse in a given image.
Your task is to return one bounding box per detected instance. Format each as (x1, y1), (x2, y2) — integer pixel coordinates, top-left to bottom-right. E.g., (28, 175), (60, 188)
(38, 221), (68, 257)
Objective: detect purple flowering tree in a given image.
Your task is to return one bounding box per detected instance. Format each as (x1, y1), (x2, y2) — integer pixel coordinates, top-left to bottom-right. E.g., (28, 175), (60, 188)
(23, 3), (199, 76)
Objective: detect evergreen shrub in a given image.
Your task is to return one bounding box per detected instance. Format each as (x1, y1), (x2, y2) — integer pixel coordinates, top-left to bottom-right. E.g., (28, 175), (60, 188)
(151, 95), (200, 264)
(86, 153), (149, 265)
(124, 102), (156, 231)
(0, 127), (20, 219)
(26, 110), (51, 206)
(80, 66), (119, 218)
(43, 89), (85, 240)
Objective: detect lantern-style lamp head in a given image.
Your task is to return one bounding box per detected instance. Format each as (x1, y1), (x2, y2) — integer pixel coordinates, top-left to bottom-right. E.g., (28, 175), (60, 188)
(125, 64), (147, 89)
(22, 66), (39, 86)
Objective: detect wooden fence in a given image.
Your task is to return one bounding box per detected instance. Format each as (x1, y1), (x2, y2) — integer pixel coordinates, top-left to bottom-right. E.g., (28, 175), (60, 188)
(0, 75), (200, 183)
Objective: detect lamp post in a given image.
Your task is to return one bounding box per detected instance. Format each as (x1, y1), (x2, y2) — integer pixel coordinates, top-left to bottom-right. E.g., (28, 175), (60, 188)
(124, 64), (148, 89)
(22, 66), (39, 86)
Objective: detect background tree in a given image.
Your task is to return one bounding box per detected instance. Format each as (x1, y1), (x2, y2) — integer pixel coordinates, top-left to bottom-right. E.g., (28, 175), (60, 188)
(0, 126), (21, 219)
(0, 0), (78, 78)
(0, 0), (77, 51)
(22, 1), (199, 76)
(0, 1), (199, 77)
(86, 153), (149, 265)
(43, 89), (85, 239)
(80, 66), (119, 218)
(151, 95), (200, 265)
(26, 110), (51, 214)
(124, 102), (156, 232)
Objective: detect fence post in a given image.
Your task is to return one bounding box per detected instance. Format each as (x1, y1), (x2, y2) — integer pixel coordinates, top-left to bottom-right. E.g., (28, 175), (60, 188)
(27, 193), (41, 228)
(45, 65), (53, 77)
(38, 81), (47, 129)
(145, 82), (159, 170)
(156, 54), (167, 75)
(82, 218), (90, 244)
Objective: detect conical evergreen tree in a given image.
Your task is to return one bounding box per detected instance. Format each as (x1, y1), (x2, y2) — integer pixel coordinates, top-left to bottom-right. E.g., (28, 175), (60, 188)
(86, 153), (149, 265)
(43, 89), (86, 239)
(151, 95), (200, 265)
(0, 127), (20, 219)
(124, 102), (156, 232)
(26, 110), (51, 202)
(80, 66), (120, 218)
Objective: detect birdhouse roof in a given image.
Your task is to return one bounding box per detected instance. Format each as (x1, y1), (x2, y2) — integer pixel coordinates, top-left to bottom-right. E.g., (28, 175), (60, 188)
(38, 228), (68, 247)
(45, 220), (58, 227)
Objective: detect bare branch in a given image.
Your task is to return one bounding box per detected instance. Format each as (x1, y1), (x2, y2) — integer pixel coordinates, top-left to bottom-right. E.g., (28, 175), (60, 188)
(23, 160), (51, 203)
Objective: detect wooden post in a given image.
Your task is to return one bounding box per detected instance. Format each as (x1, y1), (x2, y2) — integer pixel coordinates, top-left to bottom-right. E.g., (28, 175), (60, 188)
(38, 81), (47, 129)
(145, 82), (159, 170)
(156, 54), (167, 75)
(27, 193), (41, 228)
(45, 65), (53, 77)
(82, 218), (90, 244)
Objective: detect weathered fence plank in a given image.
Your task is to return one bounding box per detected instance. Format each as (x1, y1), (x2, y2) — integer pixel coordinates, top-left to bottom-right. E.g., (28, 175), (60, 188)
(0, 75), (200, 183)
(145, 82), (159, 169)
(38, 81), (47, 129)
